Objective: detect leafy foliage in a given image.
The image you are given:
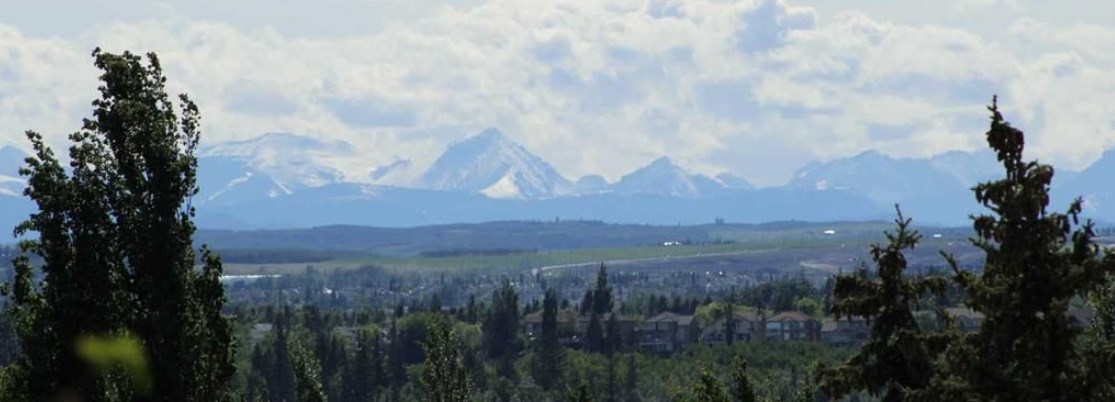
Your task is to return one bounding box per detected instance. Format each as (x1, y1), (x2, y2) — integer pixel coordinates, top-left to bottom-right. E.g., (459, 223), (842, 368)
(420, 319), (472, 402)
(4, 49), (234, 401)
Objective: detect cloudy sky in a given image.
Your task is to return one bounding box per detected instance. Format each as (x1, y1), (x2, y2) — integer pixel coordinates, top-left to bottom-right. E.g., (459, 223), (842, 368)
(1, 0), (1113, 186)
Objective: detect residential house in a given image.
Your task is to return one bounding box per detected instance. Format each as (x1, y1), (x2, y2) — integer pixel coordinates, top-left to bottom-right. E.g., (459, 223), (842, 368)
(765, 311), (821, 341)
(523, 311), (639, 349)
(639, 312), (701, 353)
(700, 311), (761, 344)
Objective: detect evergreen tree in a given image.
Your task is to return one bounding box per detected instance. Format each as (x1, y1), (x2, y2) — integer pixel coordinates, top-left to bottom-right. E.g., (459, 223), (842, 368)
(586, 313), (605, 353)
(605, 313), (622, 355)
(929, 97), (1115, 401)
(820, 209), (947, 402)
(593, 264), (614, 314)
(731, 356), (755, 402)
(581, 290), (595, 315)
(465, 294), (478, 324)
(420, 319), (471, 402)
(624, 354), (640, 402)
(387, 320), (407, 390)
(534, 289), (564, 390)
(350, 329), (379, 402)
(5, 49), (234, 401)
(270, 318), (298, 402)
(567, 381), (595, 402)
(820, 98), (1115, 401)
(482, 280), (521, 360)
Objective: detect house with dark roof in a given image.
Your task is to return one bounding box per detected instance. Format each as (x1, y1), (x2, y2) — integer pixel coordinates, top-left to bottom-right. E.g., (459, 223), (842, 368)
(765, 311), (821, 341)
(700, 311), (761, 345)
(639, 312), (701, 353)
(523, 311), (640, 349)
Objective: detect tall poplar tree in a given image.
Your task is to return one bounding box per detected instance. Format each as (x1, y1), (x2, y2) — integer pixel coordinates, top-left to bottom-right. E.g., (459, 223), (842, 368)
(420, 319), (471, 402)
(5, 49), (233, 401)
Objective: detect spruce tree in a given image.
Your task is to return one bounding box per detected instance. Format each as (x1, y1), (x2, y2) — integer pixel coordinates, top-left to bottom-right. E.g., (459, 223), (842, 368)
(535, 289), (563, 390)
(482, 280), (520, 360)
(930, 97), (1115, 401)
(820, 209), (947, 402)
(593, 264), (614, 314)
(605, 313), (622, 355)
(819, 98), (1115, 401)
(5, 49), (233, 401)
(586, 313), (605, 353)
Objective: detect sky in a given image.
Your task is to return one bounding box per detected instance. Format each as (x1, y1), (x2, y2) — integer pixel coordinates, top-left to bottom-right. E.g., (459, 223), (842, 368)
(1, 0), (1113, 186)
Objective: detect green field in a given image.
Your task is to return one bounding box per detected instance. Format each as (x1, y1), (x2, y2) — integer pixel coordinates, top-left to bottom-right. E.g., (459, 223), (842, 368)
(222, 236), (891, 276)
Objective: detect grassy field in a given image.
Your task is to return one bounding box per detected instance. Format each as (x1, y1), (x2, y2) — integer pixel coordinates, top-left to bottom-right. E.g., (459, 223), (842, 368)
(221, 234), (896, 276)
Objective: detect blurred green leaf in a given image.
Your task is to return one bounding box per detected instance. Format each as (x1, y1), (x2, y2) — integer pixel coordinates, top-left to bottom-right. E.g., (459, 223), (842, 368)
(75, 333), (152, 396)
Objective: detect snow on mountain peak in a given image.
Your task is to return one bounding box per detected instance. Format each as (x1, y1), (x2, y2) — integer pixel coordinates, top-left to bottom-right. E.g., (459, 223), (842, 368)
(613, 156), (723, 198)
(419, 128), (572, 198)
(200, 133), (353, 189)
(480, 172), (526, 199)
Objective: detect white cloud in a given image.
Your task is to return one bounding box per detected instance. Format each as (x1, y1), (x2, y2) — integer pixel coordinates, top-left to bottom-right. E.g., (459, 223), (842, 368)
(0, 0), (1113, 186)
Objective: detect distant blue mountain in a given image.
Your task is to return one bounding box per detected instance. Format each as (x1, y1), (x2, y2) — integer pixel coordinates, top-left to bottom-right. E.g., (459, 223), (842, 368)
(787, 150), (992, 225)
(5, 131), (1115, 237)
(612, 156), (727, 199)
(195, 183), (887, 229)
(1054, 150), (1115, 222)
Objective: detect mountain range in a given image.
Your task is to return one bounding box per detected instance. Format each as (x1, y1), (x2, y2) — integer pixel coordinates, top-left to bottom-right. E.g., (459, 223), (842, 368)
(1, 128), (1113, 234)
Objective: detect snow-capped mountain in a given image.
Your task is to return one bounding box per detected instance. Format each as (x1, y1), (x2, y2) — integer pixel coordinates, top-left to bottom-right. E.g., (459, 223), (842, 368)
(195, 156), (293, 207)
(419, 128), (572, 199)
(612, 157), (725, 199)
(575, 175), (610, 194)
(789, 150), (966, 202)
(929, 150), (1000, 187)
(369, 158), (424, 187)
(200, 132), (353, 189)
(715, 173), (754, 190)
(1056, 150), (1115, 219)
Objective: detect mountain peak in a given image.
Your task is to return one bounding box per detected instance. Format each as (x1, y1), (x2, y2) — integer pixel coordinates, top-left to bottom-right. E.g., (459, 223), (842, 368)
(471, 128), (507, 142)
(200, 133), (352, 189)
(716, 173), (754, 190)
(615, 156), (724, 198)
(420, 128), (571, 198)
(203, 132), (354, 157)
(851, 149), (889, 161)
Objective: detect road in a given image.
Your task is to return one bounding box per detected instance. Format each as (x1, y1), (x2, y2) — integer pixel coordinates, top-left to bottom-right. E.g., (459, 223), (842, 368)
(530, 248), (777, 276)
